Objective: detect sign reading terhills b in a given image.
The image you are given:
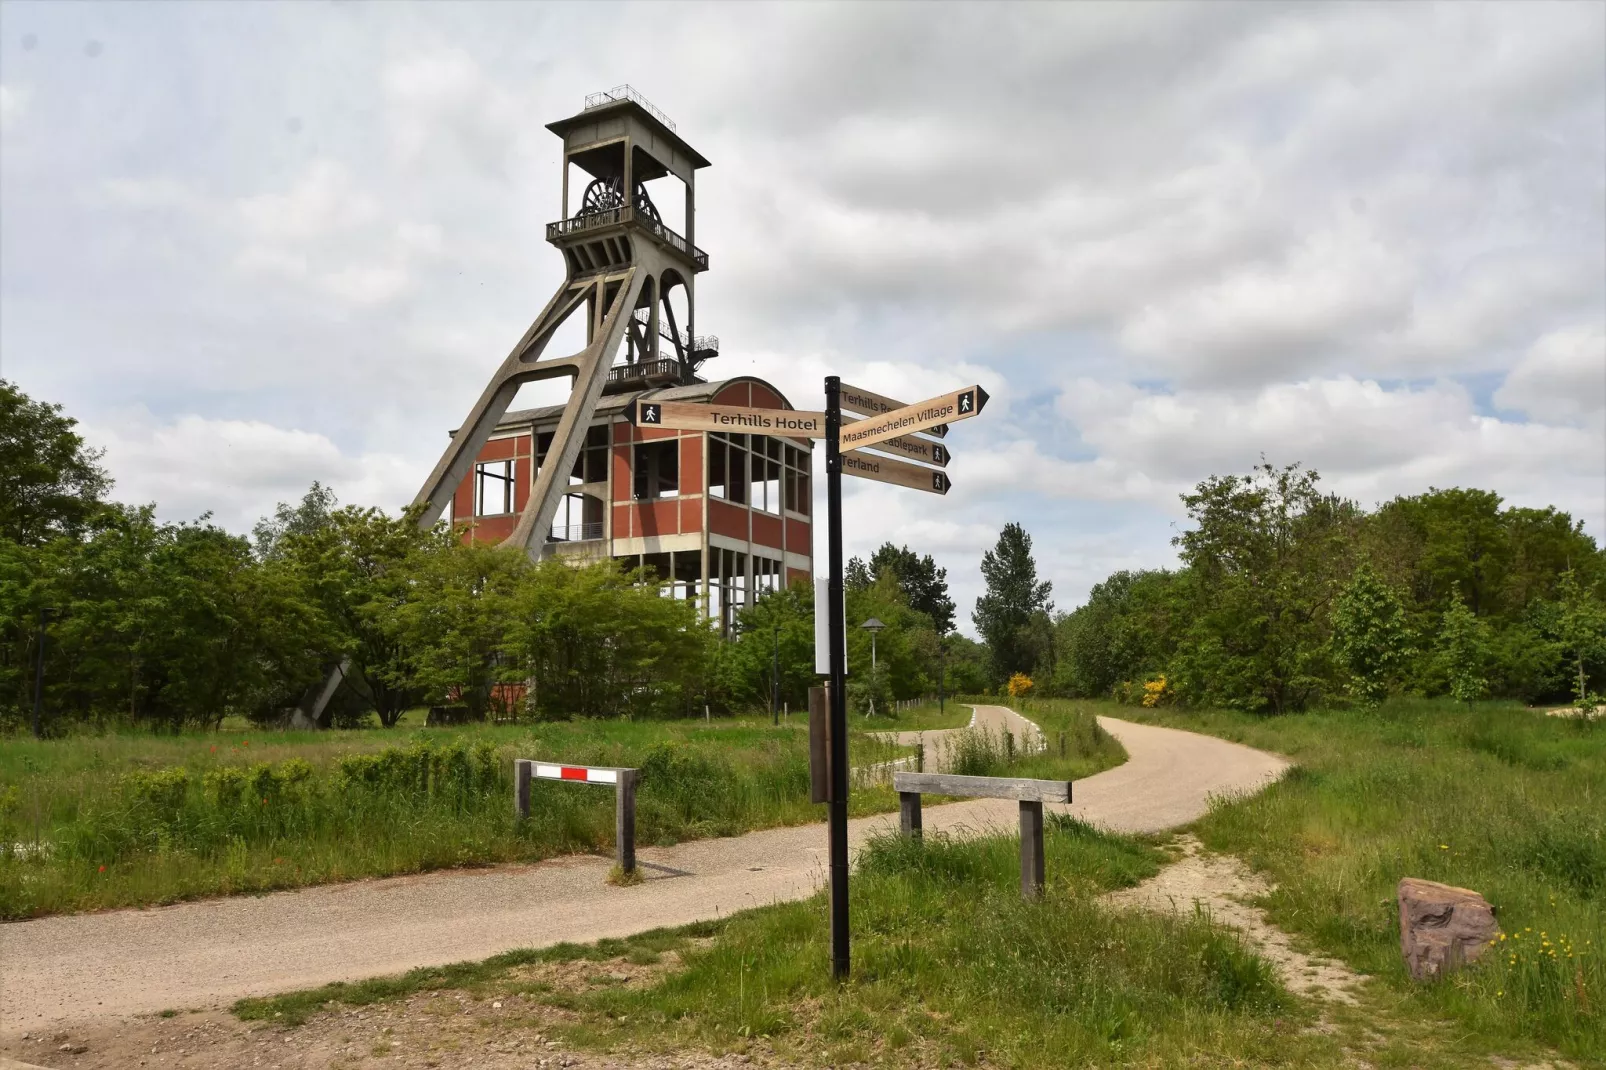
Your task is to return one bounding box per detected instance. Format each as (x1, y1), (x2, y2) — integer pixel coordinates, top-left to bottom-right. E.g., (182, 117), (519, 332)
(630, 400), (828, 437)
(839, 382), (948, 438)
(843, 450), (951, 494)
(840, 386), (989, 452)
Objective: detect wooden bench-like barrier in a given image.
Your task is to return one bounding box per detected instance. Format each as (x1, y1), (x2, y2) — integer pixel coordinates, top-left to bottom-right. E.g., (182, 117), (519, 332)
(892, 772), (1073, 899)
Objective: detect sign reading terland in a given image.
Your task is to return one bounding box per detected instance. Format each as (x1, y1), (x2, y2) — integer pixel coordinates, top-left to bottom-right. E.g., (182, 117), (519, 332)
(630, 400), (828, 437)
(843, 450), (951, 494)
(839, 386), (989, 452)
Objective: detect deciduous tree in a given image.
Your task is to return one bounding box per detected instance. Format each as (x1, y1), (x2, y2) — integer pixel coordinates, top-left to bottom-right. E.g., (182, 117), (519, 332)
(973, 523), (1053, 684)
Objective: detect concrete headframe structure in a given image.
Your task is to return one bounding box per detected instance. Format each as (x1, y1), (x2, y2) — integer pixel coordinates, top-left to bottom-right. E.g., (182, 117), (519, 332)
(413, 86), (713, 554)
(296, 88), (714, 726)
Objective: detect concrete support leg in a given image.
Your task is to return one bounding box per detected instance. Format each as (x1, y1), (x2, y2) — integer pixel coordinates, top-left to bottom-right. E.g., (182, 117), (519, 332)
(1019, 799), (1045, 900)
(900, 791), (923, 839)
(615, 769), (638, 875)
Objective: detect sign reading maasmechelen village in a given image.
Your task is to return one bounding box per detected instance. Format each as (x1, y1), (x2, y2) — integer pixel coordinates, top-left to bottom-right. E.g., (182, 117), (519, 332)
(629, 377), (989, 980)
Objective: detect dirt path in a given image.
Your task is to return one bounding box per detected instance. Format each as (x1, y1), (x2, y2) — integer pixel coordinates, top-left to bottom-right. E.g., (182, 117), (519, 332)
(873, 703), (1043, 772)
(0, 709), (1289, 1039)
(1104, 834), (1366, 1004)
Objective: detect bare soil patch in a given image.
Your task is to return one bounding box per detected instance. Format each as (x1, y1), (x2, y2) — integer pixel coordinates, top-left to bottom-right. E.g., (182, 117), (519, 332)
(1103, 834), (1367, 1005)
(0, 950), (785, 1070)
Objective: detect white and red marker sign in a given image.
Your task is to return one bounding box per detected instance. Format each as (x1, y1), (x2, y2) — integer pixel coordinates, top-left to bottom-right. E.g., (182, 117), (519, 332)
(532, 763), (622, 785)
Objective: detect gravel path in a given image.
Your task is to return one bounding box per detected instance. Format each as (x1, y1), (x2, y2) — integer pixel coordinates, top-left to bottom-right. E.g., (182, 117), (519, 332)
(0, 709), (1288, 1036)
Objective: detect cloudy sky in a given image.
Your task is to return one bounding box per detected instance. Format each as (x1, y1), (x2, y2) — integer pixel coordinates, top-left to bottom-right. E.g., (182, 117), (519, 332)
(2, 1), (1603, 629)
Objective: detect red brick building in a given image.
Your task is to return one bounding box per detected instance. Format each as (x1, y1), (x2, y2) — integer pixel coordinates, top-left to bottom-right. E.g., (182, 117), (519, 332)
(450, 376), (813, 634)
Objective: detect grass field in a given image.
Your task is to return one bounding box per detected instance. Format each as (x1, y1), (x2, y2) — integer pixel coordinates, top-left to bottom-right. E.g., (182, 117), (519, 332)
(0, 702), (1120, 919)
(860, 699), (975, 733)
(1100, 696), (1605, 1061)
(238, 820), (1329, 1067)
(229, 696), (1602, 1068)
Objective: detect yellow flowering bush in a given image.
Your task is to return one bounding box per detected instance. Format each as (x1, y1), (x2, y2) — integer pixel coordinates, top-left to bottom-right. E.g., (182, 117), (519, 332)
(1141, 675), (1172, 708)
(1007, 673), (1034, 698)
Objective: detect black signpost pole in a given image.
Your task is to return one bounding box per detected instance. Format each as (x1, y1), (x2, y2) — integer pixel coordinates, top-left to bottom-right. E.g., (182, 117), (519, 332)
(824, 375), (850, 980)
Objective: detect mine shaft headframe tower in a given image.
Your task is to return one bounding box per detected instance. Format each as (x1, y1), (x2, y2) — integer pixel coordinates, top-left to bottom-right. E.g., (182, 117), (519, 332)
(412, 86), (711, 555)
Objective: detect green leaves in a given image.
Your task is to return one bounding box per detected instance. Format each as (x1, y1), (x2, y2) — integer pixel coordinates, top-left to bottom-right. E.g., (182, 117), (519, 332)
(973, 523), (1053, 684)
(1331, 563), (1412, 706)
(1436, 592), (1491, 705)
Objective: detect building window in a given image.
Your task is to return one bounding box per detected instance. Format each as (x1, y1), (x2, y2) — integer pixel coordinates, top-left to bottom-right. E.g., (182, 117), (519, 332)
(633, 440), (680, 500)
(784, 442), (811, 517)
(474, 459), (514, 516)
(709, 433), (748, 504)
(532, 424), (610, 486)
(752, 437), (782, 515)
(550, 492), (602, 542)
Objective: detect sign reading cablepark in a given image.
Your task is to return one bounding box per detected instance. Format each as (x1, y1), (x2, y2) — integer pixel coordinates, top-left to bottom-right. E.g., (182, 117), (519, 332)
(839, 382), (948, 438)
(630, 400), (829, 437)
(839, 386), (989, 452)
(842, 450), (951, 494)
(863, 433), (950, 468)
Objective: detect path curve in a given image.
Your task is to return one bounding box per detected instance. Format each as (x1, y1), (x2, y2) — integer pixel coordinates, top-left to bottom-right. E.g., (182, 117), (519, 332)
(873, 703), (1044, 772)
(0, 710), (1288, 1034)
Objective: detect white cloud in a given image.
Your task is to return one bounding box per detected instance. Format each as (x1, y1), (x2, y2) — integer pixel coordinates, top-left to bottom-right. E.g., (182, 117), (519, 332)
(86, 412), (418, 534)
(236, 159), (381, 244)
(1494, 325), (1606, 424)
(0, 84), (33, 131)
(231, 160), (440, 306)
(3, 1), (1602, 620)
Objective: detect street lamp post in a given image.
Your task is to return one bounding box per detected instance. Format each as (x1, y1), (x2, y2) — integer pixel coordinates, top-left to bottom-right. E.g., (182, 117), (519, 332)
(937, 630), (946, 716)
(772, 620), (780, 727)
(860, 617), (885, 717)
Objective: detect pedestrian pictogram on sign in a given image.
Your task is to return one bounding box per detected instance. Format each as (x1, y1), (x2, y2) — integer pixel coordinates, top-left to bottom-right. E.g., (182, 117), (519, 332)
(839, 385), (989, 452)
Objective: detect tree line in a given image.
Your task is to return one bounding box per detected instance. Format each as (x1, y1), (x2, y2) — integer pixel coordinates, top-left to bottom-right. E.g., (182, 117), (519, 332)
(5, 378), (1601, 731)
(1040, 463), (1606, 712)
(1, 380), (974, 732)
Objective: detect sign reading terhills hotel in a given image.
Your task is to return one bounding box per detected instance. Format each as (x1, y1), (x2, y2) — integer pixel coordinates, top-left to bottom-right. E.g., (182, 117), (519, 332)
(840, 386), (989, 452)
(630, 400), (828, 437)
(843, 451), (951, 495)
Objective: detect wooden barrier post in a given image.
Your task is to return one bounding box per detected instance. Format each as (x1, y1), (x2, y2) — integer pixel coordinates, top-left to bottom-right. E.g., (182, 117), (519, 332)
(915, 741), (925, 773)
(1058, 731), (1066, 758)
(892, 772), (1070, 900)
(900, 791), (923, 839)
(514, 758), (532, 819)
(616, 769), (638, 875)
(808, 684), (832, 803)
(1019, 800), (1045, 899)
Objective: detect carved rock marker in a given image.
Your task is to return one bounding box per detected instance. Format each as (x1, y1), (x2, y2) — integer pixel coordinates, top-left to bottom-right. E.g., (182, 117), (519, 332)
(1397, 876), (1500, 980)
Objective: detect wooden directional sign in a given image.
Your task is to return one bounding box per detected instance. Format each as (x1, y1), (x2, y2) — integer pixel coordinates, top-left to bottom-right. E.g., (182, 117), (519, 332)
(862, 433), (949, 468)
(629, 399), (828, 438)
(840, 385), (988, 452)
(839, 382), (948, 439)
(842, 450), (951, 495)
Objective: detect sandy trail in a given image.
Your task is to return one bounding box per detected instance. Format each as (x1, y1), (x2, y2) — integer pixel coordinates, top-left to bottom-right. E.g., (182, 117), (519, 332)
(0, 709), (1288, 1035)
(872, 703), (1043, 771)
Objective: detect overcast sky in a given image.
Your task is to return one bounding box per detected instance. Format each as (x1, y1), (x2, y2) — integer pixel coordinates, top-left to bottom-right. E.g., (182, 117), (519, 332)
(2, 1), (1603, 632)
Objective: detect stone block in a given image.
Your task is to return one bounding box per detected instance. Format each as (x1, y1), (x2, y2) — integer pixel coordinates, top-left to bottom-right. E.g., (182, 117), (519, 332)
(1398, 877), (1500, 981)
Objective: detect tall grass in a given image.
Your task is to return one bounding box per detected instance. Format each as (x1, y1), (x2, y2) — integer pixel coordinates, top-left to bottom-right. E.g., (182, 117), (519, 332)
(0, 717), (882, 918)
(0, 703), (1129, 919)
(1118, 697), (1605, 1060)
(561, 822), (1309, 1066)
